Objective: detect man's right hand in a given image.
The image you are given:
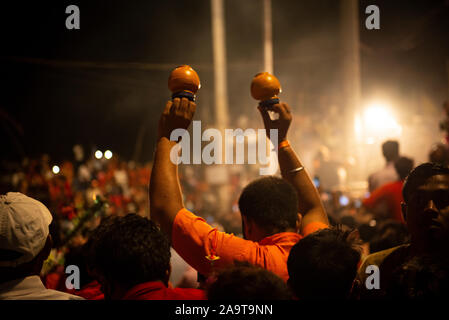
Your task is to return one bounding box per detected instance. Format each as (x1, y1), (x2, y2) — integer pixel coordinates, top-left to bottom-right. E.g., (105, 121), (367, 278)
(257, 103), (292, 143)
(158, 97), (196, 141)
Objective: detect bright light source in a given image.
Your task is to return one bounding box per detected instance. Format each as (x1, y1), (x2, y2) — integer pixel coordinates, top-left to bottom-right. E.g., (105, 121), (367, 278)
(104, 150), (113, 159)
(339, 195), (349, 206)
(363, 102), (402, 136)
(52, 165), (60, 174)
(95, 150), (103, 159)
(356, 102), (402, 142)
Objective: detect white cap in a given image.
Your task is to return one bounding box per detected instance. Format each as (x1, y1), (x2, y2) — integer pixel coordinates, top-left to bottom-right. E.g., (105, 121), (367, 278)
(0, 192), (53, 267)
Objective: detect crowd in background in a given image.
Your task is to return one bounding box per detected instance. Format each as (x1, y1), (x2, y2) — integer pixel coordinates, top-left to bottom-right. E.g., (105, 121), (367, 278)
(1, 100), (449, 300)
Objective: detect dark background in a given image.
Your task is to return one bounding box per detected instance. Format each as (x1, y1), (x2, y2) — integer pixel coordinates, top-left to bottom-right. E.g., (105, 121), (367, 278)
(1, 0), (448, 163)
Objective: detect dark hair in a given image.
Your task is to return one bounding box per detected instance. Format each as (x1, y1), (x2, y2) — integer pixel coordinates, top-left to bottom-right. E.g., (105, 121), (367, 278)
(87, 214), (171, 290)
(382, 140), (399, 162)
(287, 228), (361, 299)
(238, 176), (298, 234)
(207, 261), (291, 300)
(402, 162), (449, 203)
(428, 143), (449, 166)
(369, 220), (410, 253)
(394, 157), (414, 181)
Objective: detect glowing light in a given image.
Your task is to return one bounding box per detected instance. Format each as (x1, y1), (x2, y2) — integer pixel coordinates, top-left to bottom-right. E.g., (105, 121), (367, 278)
(52, 165), (60, 174)
(339, 195), (349, 206)
(104, 150), (113, 159)
(95, 150), (103, 159)
(362, 102), (402, 138)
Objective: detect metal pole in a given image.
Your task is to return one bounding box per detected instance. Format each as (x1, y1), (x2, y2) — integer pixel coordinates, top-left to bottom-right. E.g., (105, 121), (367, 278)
(340, 0), (362, 183)
(211, 0), (229, 216)
(263, 0), (273, 74)
(211, 0), (229, 130)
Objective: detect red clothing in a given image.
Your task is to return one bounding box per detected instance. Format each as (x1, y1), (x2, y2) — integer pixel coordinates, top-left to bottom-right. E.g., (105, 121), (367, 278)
(70, 281), (104, 300)
(363, 180), (404, 223)
(172, 208), (328, 282)
(122, 281), (205, 300)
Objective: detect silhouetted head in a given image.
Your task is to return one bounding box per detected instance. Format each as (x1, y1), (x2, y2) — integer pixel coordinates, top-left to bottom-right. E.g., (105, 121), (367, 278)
(401, 163), (449, 253)
(207, 261), (291, 300)
(87, 214), (171, 299)
(287, 228), (361, 299)
(394, 157), (414, 181)
(369, 220), (410, 253)
(238, 176), (299, 241)
(382, 140), (399, 162)
(428, 143), (449, 166)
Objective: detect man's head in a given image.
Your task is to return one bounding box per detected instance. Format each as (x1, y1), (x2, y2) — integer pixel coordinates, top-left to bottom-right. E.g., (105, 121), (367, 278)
(369, 220), (410, 253)
(401, 163), (449, 253)
(0, 192), (53, 282)
(382, 140), (399, 162)
(87, 214), (171, 299)
(207, 261), (291, 300)
(287, 228), (361, 299)
(428, 143), (449, 166)
(394, 157), (414, 181)
(238, 176), (299, 241)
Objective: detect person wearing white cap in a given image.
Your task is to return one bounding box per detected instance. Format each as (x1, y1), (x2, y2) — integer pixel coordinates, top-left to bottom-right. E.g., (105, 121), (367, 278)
(0, 192), (84, 300)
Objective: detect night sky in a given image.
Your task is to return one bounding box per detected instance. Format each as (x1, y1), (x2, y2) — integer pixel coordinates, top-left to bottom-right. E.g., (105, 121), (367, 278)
(1, 0), (448, 164)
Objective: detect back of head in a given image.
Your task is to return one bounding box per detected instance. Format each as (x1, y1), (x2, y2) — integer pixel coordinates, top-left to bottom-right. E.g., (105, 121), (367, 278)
(87, 214), (171, 293)
(0, 192), (52, 269)
(402, 162), (449, 204)
(238, 176), (298, 235)
(369, 220), (410, 253)
(382, 140), (399, 162)
(287, 228), (361, 299)
(428, 144), (449, 166)
(394, 157), (414, 181)
(207, 261), (291, 300)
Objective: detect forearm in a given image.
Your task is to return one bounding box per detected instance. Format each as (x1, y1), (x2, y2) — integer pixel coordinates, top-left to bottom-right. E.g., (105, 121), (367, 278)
(150, 137), (184, 238)
(277, 143), (328, 230)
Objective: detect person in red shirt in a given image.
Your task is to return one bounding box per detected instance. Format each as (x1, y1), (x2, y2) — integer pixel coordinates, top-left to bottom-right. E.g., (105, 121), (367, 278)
(86, 214), (205, 300)
(363, 157), (414, 223)
(150, 98), (329, 282)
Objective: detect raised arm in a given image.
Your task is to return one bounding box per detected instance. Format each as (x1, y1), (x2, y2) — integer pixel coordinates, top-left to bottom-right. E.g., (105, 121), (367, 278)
(150, 98), (196, 238)
(258, 103), (329, 233)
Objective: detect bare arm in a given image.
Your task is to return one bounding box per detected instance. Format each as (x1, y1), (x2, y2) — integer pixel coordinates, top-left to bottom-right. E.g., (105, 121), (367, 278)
(150, 98), (196, 239)
(258, 103), (328, 233)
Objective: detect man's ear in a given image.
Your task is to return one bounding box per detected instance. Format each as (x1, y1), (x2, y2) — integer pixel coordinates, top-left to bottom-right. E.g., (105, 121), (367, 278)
(295, 213), (303, 233)
(42, 234), (53, 260)
(401, 202), (407, 221)
(347, 229), (361, 245)
(242, 215), (251, 239)
(165, 263), (171, 287)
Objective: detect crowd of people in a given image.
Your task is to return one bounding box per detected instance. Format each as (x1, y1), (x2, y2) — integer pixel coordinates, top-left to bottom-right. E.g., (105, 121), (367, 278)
(1, 96), (449, 301)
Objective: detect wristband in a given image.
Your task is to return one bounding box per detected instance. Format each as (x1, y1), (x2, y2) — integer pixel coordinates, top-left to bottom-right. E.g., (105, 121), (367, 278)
(289, 166), (304, 174)
(278, 140), (290, 150)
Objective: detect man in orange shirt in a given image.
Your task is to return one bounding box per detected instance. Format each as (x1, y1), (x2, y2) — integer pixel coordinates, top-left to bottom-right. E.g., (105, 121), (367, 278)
(363, 157), (414, 223)
(150, 98), (329, 282)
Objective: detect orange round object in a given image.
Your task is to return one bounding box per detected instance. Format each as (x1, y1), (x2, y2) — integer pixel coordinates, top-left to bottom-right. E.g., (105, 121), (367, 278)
(250, 72), (281, 101)
(168, 65), (201, 94)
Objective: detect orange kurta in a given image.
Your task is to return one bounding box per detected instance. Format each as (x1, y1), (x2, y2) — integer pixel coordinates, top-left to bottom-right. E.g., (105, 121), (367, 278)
(172, 208), (328, 282)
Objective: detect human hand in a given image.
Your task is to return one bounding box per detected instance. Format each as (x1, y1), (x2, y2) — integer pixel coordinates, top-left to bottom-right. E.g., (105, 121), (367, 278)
(257, 102), (292, 142)
(158, 97), (196, 140)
